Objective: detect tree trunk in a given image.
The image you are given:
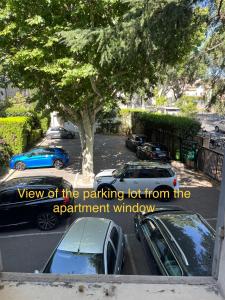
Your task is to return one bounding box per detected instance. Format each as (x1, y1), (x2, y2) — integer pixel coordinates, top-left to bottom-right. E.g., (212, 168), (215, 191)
(78, 109), (95, 179)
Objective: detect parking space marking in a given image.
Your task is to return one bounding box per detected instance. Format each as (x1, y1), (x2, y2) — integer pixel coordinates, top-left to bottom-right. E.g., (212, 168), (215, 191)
(0, 231), (65, 239)
(124, 234), (137, 275)
(73, 172), (79, 188)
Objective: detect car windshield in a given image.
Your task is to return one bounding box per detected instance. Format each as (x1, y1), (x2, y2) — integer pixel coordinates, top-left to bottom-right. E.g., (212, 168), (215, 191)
(159, 213), (215, 276)
(113, 165), (125, 177)
(44, 250), (104, 274)
(152, 147), (161, 152)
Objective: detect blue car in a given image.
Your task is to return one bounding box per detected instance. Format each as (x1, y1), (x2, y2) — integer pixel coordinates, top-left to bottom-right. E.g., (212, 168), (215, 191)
(10, 147), (69, 171)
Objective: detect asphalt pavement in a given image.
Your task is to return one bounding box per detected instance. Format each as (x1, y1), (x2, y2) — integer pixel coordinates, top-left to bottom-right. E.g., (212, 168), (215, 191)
(0, 134), (220, 275)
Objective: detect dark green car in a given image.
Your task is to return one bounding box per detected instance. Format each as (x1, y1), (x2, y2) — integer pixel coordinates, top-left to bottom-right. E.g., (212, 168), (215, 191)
(134, 206), (215, 276)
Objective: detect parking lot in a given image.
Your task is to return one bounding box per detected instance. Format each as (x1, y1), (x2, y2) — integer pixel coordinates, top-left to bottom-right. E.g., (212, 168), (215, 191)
(0, 134), (220, 275)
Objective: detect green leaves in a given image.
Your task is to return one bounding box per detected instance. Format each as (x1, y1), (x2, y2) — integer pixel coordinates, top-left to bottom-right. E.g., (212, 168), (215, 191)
(0, 0), (210, 121)
(60, 64), (98, 86)
(26, 15), (44, 26)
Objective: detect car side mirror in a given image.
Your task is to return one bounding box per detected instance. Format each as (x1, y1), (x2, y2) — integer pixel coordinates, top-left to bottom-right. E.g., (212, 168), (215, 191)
(120, 175), (125, 182)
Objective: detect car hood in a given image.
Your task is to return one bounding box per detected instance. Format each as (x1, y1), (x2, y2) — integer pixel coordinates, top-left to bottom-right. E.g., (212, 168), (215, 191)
(96, 169), (116, 178)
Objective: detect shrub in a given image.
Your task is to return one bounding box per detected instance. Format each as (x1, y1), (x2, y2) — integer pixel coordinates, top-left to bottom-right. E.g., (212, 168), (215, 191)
(0, 139), (12, 168)
(0, 106), (35, 117)
(28, 129), (43, 146)
(132, 111), (201, 139)
(39, 116), (50, 133)
(0, 117), (31, 154)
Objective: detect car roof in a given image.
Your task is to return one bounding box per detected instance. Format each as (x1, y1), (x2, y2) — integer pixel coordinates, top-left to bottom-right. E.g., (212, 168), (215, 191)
(152, 211), (215, 276)
(31, 147), (55, 152)
(132, 134), (146, 137)
(0, 176), (63, 191)
(58, 217), (111, 254)
(126, 161), (171, 169)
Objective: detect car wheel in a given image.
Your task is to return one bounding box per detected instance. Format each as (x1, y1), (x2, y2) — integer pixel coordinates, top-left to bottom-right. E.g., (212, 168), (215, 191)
(53, 159), (64, 169)
(215, 126), (220, 132)
(15, 161), (26, 171)
(36, 211), (58, 231)
(154, 186), (174, 202)
(97, 185), (116, 200)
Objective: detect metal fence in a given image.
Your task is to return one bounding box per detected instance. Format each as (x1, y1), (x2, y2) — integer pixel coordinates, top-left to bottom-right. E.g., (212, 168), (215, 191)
(144, 129), (225, 181)
(197, 147), (224, 181)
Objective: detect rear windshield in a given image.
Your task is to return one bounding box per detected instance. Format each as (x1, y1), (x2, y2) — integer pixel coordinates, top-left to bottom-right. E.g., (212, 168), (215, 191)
(159, 214), (215, 276)
(44, 250), (104, 275)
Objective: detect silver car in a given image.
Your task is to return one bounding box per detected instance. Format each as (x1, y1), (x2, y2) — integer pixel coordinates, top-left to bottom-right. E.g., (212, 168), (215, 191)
(46, 127), (75, 139)
(42, 217), (125, 275)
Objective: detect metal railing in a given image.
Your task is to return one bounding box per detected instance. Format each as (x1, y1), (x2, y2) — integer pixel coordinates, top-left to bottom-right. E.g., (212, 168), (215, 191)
(197, 147), (224, 181)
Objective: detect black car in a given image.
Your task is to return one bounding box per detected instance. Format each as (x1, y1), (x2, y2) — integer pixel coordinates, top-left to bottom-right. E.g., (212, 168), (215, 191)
(125, 134), (147, 151)
(134, 206), (215, 276)
(46, 127), (76, 139)
(136, 143), (170, 162)
(0, 176), (73, 230)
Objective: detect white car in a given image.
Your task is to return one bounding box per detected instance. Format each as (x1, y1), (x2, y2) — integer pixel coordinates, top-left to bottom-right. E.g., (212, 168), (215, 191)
(94, 161), (179, 201)
(215, 120), (225, 132)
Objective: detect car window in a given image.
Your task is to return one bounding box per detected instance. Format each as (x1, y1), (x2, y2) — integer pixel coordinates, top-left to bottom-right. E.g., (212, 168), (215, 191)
(138, 168), (156, 178)
(124, 169), (140, 178)
(151, 227), (182, 276)
(0, 190), (19, 204)
(154, 169), (171, 178)
(107, 242), (116, 274)
(110, 227), (119, 251)
(28, 151), (40, 156)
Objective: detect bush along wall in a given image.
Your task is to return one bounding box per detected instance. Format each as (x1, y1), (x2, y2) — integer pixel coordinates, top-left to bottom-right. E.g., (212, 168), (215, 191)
(0, 138), (12, 174)
(133, 112), (201, 139)
(0, 116), (32, 154)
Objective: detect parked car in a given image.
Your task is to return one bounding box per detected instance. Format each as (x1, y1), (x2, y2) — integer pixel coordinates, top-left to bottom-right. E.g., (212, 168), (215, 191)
(134, 206), (215, 276)
(46, 127), (76, 139)
(0, 176), (73, 230)
(94, 161), (179, 200)
(9, 147), (69, 170)
(41, 217), (125, 275)
(215, 120), (225, 132)
(125, 134), (147, 151)
(136, 143), (170, 162)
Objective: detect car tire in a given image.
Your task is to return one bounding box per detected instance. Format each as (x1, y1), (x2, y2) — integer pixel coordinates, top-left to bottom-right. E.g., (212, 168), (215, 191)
(215, 126), (220, 132)
(154, 186), (174, 202)
(97, 185), (116, 200)
(15, 161), (26, 171)
(67, 134), (73, 139)
(36, 211), (58, 231)
(53, 159), (64, 169)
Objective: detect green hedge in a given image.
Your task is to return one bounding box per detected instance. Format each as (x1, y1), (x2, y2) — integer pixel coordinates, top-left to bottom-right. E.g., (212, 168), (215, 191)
(40, 117), (50, 133)
(0, 106), (51, 134)
(0, 139), (12, 169)
(28, 129), (43, 146)
(0, 117), (31, 154)
(0, 106), (35, 117)
(119, 109), (201, 139)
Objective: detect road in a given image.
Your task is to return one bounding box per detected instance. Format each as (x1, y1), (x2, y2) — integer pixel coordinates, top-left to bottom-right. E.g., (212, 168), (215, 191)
(0, 134), (220, 275)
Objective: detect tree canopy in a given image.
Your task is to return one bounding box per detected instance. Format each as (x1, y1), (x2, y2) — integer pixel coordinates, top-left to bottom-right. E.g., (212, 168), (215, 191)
(0, 0), (209, 176)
